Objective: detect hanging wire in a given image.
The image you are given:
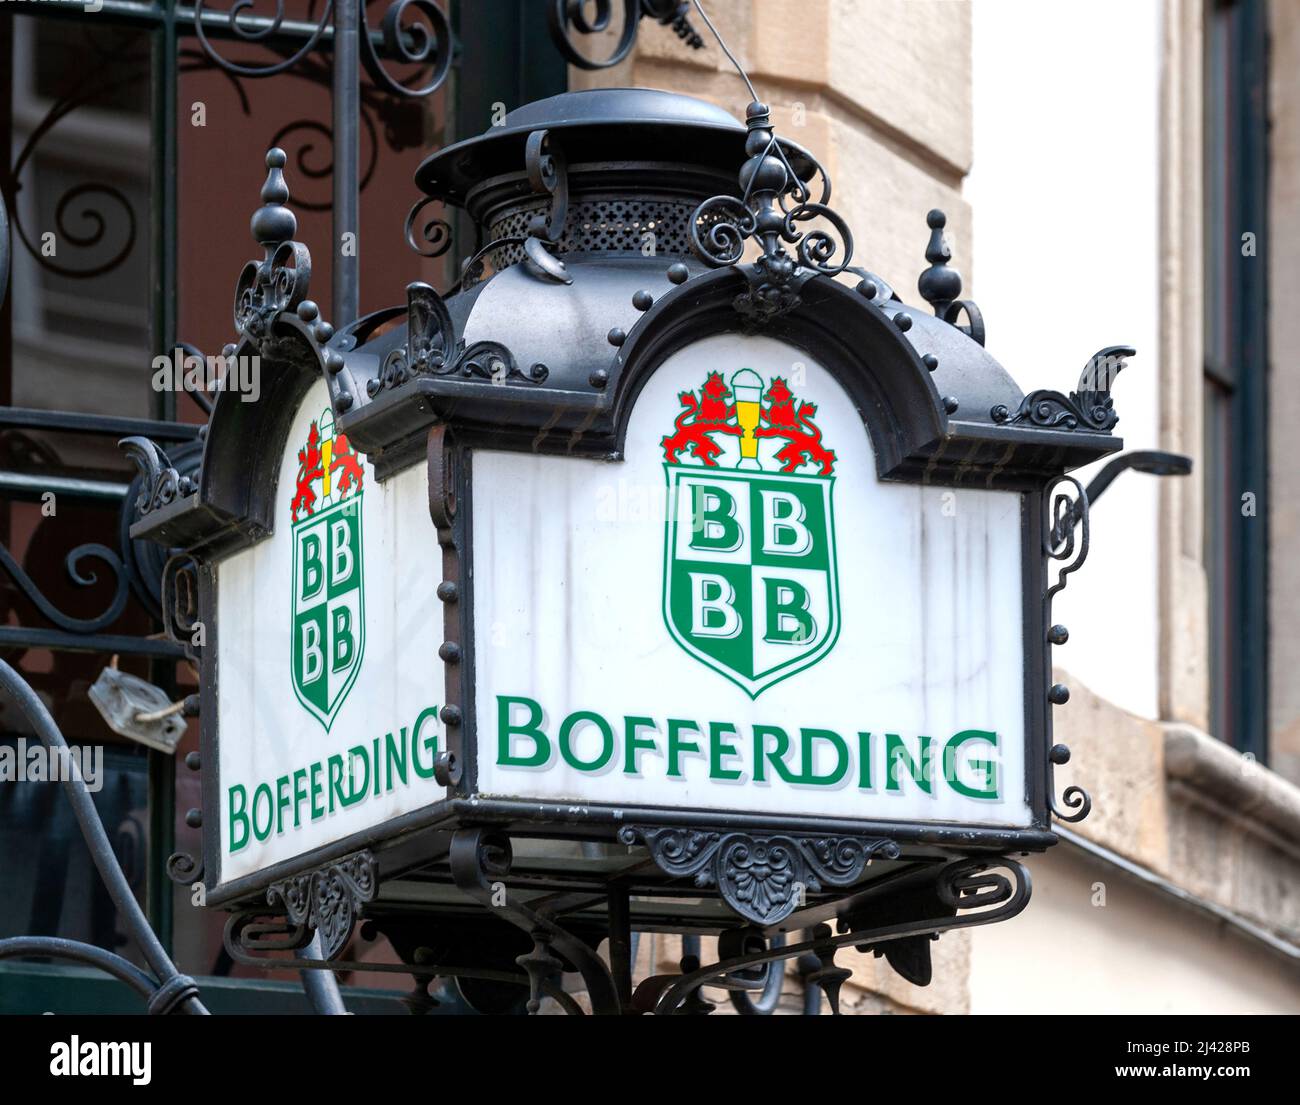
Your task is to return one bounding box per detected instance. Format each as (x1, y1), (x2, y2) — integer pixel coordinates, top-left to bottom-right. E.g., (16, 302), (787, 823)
(690, 0), (813, 204)
(691, 0), (759, 101)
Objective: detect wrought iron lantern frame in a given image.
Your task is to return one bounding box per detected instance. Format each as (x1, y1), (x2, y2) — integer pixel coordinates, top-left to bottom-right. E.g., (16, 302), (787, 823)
(123, 69), (1132, 1011)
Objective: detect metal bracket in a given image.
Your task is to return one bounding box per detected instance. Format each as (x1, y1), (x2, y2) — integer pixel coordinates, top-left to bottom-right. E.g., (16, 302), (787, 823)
(619, 825), (900, 926)
(449, 828), (624, 1015)
(265, 849), (379, 960)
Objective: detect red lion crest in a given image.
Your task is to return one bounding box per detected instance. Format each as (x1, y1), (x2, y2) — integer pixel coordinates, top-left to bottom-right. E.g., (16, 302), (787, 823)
(660, 371), (835, 475)
(291, 419), (365, 522)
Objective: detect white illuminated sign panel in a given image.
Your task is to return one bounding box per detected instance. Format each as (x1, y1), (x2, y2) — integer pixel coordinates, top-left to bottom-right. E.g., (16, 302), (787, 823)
(471, 334), (1029, 827)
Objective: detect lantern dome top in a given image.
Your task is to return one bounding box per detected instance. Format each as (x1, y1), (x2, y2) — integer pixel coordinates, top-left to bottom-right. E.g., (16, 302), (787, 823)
(415, 87), (816, 205)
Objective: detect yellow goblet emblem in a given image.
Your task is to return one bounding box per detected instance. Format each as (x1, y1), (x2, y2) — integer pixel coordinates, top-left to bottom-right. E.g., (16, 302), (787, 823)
(731, 368), (764, 469)
(319, 407), (335, 504)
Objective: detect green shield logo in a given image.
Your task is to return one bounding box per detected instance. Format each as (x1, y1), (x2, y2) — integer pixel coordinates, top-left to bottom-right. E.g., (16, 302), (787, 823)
(290, 409), (366, 731)
(661, 370), (840, 698)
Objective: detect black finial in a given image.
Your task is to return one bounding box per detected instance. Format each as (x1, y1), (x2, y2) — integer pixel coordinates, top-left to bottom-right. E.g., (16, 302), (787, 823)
(917, 208), (963, 317)
(250, 148), (296, 249)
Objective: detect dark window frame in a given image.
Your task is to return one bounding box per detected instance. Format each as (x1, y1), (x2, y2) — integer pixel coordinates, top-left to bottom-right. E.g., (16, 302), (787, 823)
(1203, 0), (1269, 761)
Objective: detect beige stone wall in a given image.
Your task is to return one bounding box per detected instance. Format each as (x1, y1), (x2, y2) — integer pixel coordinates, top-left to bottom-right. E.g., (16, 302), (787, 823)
(969, 845), (1300, 1014)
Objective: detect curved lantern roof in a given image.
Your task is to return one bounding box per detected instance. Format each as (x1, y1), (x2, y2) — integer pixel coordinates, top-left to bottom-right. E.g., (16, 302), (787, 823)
(132, 87), (1129, 556)
(415, 87), (819, 205)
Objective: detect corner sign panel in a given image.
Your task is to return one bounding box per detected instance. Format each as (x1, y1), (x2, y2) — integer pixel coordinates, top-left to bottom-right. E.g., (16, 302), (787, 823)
(215, 379), (447, 886)
(472, 333), (1032, 829)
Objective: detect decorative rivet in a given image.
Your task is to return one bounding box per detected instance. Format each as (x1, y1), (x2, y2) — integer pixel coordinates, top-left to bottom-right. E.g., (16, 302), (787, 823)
(942, 396), (959, 414)
(667, 262), (690, 285)
(607, 327), (626, 347)
(894, 312), (912, 332)
(325, 350), (345, 374)
(314, 321), (335, 343)
(297, 300), (319, 322)
(366, 378), (380, 398)
(438, 641), (462, 664)
(436, 581), (458, 603)
(1048, 683), (1071, 705)
(185, 751), (201, 772)
(857, 279), (878, 300)
(1048, 624), (1070, 645)
(440, 705), (462, 727)
(1050, 744), (1071, 765)
(333, 392), (353, 413)
(185, 808), (202, 829)
(922, 353), (939, 371)
(589, 368), (609, 389)
(632, 289), (654, 311)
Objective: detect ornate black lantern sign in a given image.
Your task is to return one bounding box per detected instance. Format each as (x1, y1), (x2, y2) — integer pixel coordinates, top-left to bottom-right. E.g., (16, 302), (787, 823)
(130, 87), (1128, 1014)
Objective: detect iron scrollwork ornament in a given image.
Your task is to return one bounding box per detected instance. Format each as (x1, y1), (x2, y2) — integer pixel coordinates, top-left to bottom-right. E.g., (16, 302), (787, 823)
(166, 851), (203, 887)
(992, 345), (1134, 432)
(404, 196), (454, 259)
(361, 0), (454, 99)
(369, 282), (547, 394)
(266, 850), (378, 960)
(192, 0), (452, 98)
(520, 129), (573, 285)
(690, 102), (853, 324)
(620, 825), (899, 925)
(0, 542), (129, 637)
(120, 436), (194, 516)
(1043, 474), (1093, 824)
(547, 0), (704, 70)
(193, 0), (336, 79)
